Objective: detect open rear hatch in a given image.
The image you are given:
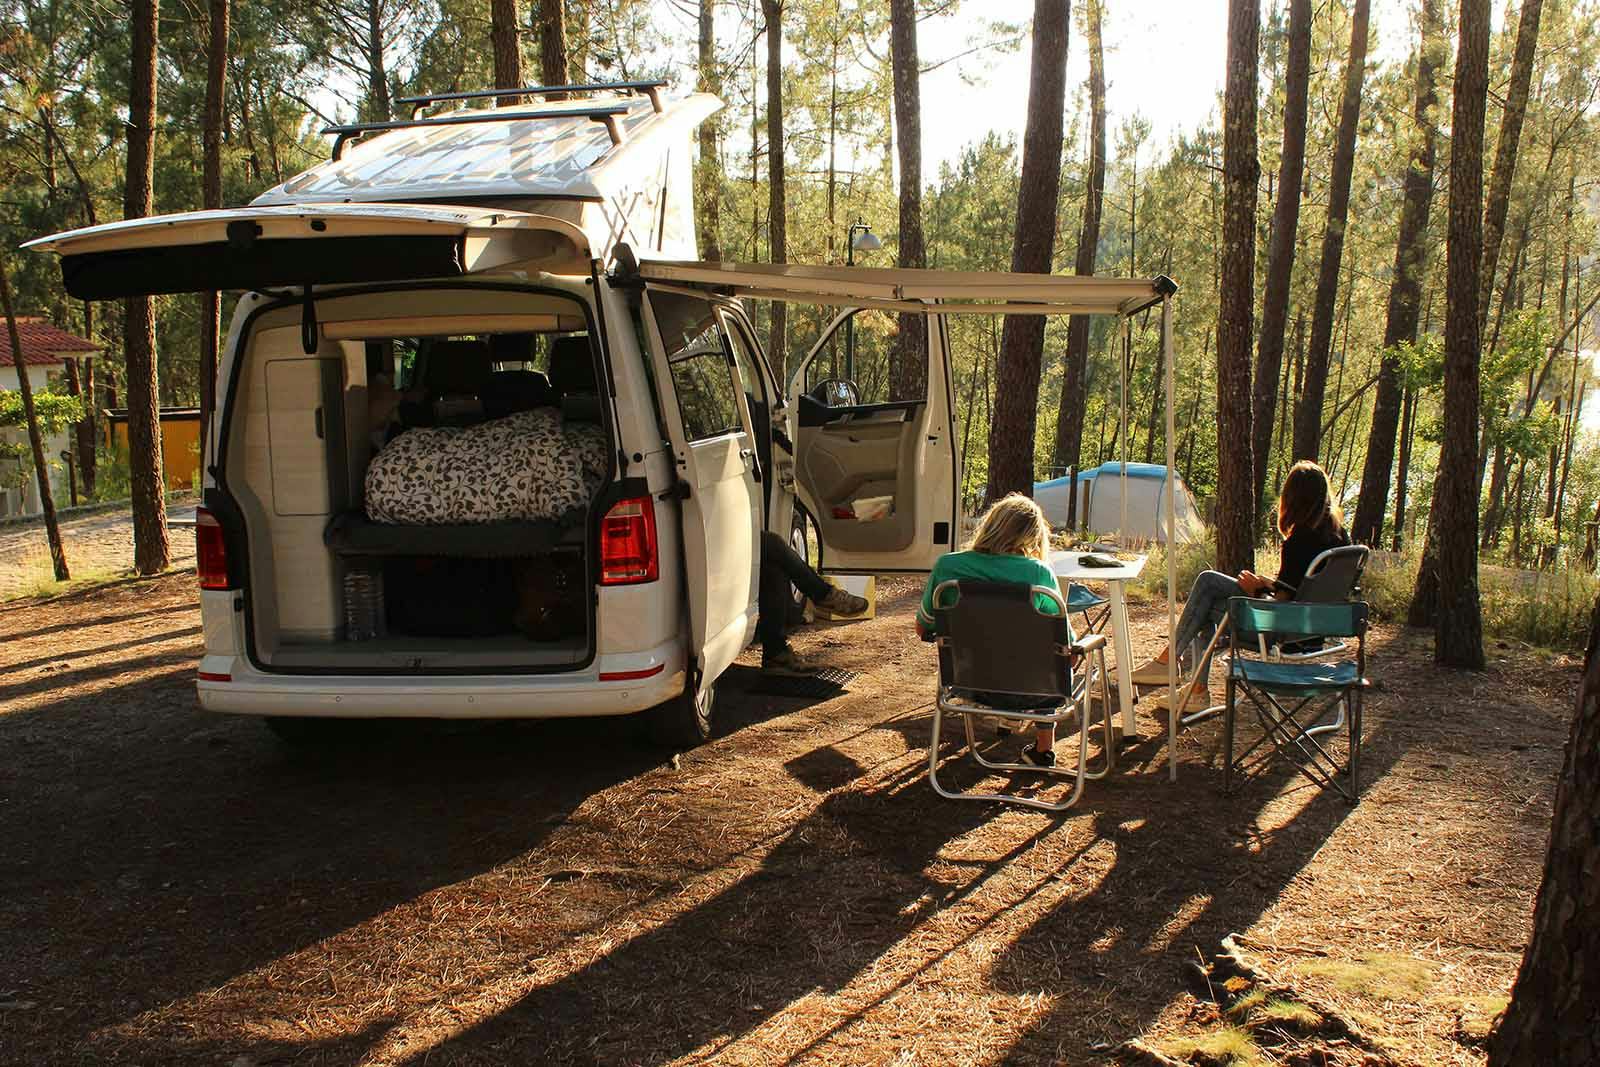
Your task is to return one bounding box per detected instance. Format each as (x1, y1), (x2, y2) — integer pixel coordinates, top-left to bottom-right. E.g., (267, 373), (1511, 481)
(23, 203), (593, 299)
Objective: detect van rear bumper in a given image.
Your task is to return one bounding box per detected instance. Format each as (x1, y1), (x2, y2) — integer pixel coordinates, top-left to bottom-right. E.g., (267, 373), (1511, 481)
(195, 641), (686, 719)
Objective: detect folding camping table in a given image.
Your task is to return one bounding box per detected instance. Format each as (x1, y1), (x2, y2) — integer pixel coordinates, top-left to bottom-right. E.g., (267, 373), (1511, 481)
(1048, 550), (1147, 737)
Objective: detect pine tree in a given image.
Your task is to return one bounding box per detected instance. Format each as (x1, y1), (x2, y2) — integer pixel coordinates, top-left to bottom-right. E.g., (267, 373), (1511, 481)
(985, 0), (1069, 502)
(1215, 0), (1259, 575)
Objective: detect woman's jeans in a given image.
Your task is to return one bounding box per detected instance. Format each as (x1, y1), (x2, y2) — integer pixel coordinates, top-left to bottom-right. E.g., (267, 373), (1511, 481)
(1174, 570), (1244, 684)
(757, 531), (833, 655)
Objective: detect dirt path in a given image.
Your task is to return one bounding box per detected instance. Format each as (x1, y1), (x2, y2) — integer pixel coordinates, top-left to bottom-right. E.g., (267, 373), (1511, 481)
(0, 502), (196, 599)
(0, 575), (1575, 1065)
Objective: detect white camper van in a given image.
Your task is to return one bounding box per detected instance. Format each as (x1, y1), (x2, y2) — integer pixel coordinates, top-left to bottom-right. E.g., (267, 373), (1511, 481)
(25, 82), (1173, 746)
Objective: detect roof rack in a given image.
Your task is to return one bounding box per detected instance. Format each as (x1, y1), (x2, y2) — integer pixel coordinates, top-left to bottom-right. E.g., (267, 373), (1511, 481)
(396, 80), (668, 119)
(320, 105), (631, 161)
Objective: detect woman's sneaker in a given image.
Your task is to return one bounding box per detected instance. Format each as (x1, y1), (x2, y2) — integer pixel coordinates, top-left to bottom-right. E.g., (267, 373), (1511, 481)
(816, 587), (869, 616)
(1020, 743), (1056, 768)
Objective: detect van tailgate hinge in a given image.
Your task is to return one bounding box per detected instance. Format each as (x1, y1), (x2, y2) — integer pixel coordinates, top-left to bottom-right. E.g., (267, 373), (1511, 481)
(659, 479), (690, 502)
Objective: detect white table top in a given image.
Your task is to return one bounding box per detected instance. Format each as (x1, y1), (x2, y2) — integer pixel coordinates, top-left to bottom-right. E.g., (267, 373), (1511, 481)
(1048, 549), (1148, 582)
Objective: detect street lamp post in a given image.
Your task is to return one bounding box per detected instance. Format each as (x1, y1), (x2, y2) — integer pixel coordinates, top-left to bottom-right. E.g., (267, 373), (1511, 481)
(844, 218), (881, 383)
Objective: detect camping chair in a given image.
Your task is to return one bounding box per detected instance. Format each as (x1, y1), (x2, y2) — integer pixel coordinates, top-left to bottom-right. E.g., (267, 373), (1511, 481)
(1267, 545), (1370, 661)
(1223, 597), (1369, 803)
(1066, 582), (1111, 637)
(930, 580), (1113, 812)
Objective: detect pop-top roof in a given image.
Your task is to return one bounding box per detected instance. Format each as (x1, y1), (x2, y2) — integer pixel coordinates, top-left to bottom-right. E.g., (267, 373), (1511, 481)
(254, 93), (721, 207)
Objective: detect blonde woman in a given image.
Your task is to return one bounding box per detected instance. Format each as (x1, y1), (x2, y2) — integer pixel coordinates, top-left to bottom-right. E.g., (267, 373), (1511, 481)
(916, 493), (1070, 767)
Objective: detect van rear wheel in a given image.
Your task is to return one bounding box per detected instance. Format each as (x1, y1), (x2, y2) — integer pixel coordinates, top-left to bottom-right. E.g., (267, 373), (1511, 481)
(644, 679), (717, 749)
(262, 716), (365, 746)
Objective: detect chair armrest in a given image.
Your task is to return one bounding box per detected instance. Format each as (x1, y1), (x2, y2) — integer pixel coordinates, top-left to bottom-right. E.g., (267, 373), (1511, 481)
(1069, 634), (1108, 655)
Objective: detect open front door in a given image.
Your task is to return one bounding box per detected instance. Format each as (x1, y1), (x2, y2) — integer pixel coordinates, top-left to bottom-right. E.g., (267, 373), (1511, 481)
(782, 306), (957, 572)
(639, 286), (763, 696)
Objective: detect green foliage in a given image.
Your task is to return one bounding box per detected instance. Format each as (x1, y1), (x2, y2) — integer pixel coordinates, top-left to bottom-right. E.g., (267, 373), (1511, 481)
(0, 389), (84, 434)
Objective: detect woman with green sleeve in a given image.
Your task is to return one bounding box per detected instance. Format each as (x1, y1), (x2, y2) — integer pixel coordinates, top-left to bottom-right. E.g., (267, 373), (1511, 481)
(915, 494), (1070, 767)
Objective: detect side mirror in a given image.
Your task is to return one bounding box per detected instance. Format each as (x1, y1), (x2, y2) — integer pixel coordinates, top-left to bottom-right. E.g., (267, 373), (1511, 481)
(810, 378), (860, 408)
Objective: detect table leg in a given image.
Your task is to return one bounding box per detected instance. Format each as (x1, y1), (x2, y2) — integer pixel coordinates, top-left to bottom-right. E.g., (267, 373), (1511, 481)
(1108, 581), (1137, 736)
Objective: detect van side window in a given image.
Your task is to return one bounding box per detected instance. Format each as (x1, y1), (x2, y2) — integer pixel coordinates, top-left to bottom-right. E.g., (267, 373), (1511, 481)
(651, 292), (745, 442)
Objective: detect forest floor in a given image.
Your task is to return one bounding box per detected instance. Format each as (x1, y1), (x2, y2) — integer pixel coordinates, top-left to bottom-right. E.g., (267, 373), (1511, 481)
(0, 500), (196, 600)
(0, 572), (1574, 1066)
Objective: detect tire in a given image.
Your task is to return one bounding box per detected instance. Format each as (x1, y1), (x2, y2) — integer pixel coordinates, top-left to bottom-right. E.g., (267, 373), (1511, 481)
(261, 716), (367, 747)
(788, 508), (814, 617)
(644, 678), (717, 749)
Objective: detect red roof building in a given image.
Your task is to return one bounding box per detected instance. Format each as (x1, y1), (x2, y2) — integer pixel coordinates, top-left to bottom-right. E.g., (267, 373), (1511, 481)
(0, 316), (100, 368)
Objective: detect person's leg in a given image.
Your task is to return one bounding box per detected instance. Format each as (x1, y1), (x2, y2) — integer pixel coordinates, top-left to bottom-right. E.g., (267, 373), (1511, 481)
(1158, 570), (1244, 662)
(761, 531), (831, 603)
(757, 549), (792, 658)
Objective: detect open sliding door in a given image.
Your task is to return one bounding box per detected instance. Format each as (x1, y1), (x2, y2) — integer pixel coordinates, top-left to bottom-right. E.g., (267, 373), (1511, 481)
(638, 286), (764, 698)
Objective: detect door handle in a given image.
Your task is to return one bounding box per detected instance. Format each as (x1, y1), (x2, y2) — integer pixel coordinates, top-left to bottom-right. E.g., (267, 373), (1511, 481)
(740, 447), (762, 483)
(314, 406), (325, 439)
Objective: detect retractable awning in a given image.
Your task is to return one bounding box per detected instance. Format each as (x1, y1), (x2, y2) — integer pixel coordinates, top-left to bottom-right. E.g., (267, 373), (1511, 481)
(637, 260), (1176, 316)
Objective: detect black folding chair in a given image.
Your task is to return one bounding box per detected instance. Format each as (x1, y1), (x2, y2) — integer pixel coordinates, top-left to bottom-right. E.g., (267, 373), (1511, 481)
(929, 580), (1113, 812)
(1268, 544), (1370, 661)
(1223, 597), (1369, 803)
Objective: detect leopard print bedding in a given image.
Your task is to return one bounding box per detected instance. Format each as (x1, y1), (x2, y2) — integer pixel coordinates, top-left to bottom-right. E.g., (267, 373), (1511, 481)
(364, 408), (609, 526)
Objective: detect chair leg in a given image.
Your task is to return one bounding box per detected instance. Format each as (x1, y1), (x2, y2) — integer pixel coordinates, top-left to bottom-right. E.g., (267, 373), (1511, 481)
(1348, 690), (1361, 801)
(1223, 675), (1236, 795)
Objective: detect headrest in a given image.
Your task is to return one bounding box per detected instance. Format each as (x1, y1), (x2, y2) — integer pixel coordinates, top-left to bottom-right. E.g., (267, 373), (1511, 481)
(423, 339), (494, 395)
(548, 335), (597, 396)
(483, 370), (552, 418)
(489, 332), (536, 364)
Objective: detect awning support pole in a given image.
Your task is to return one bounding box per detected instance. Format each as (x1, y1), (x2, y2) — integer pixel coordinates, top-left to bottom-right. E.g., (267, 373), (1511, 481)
(1163, 294), (1178, 781)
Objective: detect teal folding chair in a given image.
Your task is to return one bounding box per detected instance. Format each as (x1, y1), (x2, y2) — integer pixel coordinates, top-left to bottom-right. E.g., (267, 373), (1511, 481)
(1065, 582), (1111, 638)
(1223, 597), (1369, 802)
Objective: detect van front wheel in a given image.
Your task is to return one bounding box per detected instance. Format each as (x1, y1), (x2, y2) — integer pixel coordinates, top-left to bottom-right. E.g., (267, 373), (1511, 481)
(644, 679), (716, 749)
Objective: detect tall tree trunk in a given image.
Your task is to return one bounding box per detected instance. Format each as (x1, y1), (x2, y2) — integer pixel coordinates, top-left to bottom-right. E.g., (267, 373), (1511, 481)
(984, 0), (1069, 503)
(200, 0), (229, 461)
(1417, 0), (1488, 668)
(491, 0), (523, 105)
(1351, 0), (1441, 547)
(539, 0), (569, 92)
(1392, 382), (1416, 551)
(1054, 0), (1104, 528)
(75, 352), (96, 498)
(1489, 594), (1600, 1064)
(695, 0), (723, 260)
(125, 0), (169, 575)
(1292, 0), (1371, 463)
(1477, 0), (1544, 334)
(364, 0), (390, 120)
(761, 0), (787, 374)
(0, 255), (69, 580)
(1251, 0), (1311, 522)
(888, 0), (927, 401)
(1214, 0), (1259, 575)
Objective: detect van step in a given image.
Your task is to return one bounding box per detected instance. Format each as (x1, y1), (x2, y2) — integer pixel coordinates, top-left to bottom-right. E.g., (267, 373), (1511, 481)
(748, 667), (858, 699)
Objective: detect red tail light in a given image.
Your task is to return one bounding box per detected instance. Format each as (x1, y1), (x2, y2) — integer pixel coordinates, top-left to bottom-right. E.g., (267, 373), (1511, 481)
(599, 496), (659, 585)
(196, 507), (232, 590)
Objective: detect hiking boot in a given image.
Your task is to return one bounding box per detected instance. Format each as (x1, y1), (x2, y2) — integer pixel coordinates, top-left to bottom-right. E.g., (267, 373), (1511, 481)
(816, 587), (869, 617)
(762, 648), (820, 676)
(1020, 743), (1056, 769)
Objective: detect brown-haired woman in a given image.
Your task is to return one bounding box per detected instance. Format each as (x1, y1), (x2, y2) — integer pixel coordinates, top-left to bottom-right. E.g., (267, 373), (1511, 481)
(916, 493), (1071, 767)
(1130, 460), (1351, 709)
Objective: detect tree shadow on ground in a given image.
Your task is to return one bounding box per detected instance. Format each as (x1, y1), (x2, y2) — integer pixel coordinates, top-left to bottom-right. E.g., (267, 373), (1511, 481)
(417, 642), (1408, 1066)
(0, 650), (852, 1066)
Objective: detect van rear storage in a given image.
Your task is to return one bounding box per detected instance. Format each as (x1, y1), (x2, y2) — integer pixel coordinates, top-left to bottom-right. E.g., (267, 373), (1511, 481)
(217, 287), (615, 674)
